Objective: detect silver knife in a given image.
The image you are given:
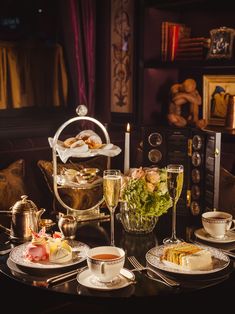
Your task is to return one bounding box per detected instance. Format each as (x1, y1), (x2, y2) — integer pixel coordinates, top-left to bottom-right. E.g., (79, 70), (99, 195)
(47, 266), (86, 286)
(47, 267), (136, 286)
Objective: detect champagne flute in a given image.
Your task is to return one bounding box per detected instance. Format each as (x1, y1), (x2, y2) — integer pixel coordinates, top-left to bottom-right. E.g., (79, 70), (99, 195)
(163, 164), (184, 244)
(103, 169), (121, 246)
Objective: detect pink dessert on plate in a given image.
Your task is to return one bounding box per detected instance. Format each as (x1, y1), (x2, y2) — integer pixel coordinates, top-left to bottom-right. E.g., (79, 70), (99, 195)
(24, 229), (72, 264)
(25, 228), (49, 262)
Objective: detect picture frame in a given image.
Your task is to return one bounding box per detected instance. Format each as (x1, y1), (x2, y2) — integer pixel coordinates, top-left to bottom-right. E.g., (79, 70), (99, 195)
(203, 75), (235, 126)
(207, 27), (235, 60)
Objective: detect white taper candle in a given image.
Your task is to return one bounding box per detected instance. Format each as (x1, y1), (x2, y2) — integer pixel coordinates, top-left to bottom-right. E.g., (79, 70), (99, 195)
(124, 123), (130, 174)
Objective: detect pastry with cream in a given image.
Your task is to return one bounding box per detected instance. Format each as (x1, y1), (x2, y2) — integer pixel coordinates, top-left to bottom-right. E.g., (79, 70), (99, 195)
(161, 242), (213, 271)
(25, 229), (73, 264)
(25, 229), (49, 262)
(48, 237), (72, 264)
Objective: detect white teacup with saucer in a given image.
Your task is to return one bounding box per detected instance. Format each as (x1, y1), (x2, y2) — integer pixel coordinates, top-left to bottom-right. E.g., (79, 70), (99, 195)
(202, 211), (235, 239)
(86, 246), (125, 283)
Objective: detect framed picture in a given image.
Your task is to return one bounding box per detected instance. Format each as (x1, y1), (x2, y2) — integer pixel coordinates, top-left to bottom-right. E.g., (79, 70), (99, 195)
(203, 75), (235, 126)
(207, 27), (235, 59)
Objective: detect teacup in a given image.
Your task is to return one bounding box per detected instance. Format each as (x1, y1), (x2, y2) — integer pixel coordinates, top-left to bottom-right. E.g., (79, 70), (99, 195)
(86, 246), (125, 282)
(202, 211), (235, 239)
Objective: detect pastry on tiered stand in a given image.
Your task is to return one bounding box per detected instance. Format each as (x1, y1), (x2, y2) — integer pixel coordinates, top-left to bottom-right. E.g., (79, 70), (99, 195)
(63, 129), (103, 150)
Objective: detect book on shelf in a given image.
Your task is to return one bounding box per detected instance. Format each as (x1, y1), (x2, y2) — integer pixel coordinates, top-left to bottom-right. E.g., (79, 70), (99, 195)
(179, 37), (207, 44)
(176, 52), (204, 58)
(178, 40), (209, 49)
(178, 42), (208, 50)
(161, 21), (191, 61)
(177, 46), (204, 53)
(175, 37), (209, 60)
(175, 54), (204, 60)
(174, 56), (203, 61)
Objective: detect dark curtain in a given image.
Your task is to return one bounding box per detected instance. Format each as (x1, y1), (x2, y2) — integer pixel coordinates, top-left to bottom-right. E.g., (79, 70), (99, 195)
(60, 0), (96, 117)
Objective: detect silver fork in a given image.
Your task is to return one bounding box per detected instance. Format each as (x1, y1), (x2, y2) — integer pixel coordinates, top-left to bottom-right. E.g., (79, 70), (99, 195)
(127, 256), (180, 287)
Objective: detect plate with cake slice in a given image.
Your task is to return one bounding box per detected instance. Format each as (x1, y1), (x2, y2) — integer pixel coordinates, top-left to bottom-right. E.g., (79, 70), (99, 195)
(145, 242), (230, 275)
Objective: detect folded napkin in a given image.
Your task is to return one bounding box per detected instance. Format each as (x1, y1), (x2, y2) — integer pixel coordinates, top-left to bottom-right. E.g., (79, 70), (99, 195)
(48, 138), (121, 163)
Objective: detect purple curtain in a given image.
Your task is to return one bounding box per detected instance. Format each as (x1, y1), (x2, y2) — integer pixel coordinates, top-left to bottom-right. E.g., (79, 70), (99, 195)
(60, 0), (96, 117)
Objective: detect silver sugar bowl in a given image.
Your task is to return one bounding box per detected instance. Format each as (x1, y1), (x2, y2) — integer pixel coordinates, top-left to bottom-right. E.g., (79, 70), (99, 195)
(58, 214), (77, 239)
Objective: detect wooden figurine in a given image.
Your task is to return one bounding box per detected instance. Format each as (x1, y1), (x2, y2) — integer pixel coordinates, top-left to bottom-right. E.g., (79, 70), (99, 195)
(167, 78), (207, 129)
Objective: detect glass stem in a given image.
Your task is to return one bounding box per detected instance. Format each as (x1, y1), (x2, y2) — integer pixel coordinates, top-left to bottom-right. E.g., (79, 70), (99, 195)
(171, 199), (177, 241)
(110, 209), (115, 246)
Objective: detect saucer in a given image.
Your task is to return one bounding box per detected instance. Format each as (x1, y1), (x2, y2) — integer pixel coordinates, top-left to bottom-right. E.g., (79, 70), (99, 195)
(194, 228), (235, 243)
(77, 268), (135, 291)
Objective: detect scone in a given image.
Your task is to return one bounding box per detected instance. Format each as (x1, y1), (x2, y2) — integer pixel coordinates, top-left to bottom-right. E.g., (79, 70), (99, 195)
(85, 134), (102, 149)
(63, 137), (77, 148)
(76, 130), (102, 149)
(75, 129), (96, 141)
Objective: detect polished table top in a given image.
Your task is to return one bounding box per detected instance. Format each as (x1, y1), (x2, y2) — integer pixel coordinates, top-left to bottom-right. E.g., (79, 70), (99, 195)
(1, 212), (235, 312)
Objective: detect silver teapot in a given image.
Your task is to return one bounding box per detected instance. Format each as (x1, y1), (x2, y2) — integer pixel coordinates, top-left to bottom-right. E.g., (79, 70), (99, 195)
(0, 195), (45, 243)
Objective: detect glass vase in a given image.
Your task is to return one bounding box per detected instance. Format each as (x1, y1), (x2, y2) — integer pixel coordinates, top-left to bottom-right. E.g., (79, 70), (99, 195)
(118, 202), (158, 234)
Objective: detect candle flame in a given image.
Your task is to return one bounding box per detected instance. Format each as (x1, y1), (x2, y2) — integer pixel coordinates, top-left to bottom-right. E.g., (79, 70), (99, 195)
(127, 123), (130, 132)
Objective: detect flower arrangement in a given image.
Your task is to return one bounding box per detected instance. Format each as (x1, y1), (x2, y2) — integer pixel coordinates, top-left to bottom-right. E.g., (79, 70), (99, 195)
(120, 167), (172, 233)
(121, 167), (172, 218)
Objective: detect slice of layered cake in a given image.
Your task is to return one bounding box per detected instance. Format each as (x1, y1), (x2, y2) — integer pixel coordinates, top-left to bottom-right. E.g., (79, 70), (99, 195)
(161, 242), (212, 271)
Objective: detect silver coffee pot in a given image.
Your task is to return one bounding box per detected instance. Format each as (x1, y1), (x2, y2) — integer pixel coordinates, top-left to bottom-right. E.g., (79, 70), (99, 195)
(0, 195), (45, 243)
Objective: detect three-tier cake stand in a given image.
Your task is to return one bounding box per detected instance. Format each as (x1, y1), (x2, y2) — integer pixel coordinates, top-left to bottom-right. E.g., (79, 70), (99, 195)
(50, 105), (121, 221)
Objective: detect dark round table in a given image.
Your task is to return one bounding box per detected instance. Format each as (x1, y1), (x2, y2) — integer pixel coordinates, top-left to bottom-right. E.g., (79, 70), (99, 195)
(1, 212), (235, 313)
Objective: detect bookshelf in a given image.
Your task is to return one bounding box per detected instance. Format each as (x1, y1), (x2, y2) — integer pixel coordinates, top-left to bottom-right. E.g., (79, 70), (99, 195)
(134, 0), (235, 221)
(135, 0), (235, 127)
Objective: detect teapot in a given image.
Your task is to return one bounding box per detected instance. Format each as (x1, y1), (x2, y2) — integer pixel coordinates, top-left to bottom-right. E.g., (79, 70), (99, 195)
(0, 195), (45, 243)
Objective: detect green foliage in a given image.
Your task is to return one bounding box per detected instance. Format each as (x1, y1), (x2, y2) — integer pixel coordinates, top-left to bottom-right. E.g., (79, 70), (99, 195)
(121, 168), (172, 218)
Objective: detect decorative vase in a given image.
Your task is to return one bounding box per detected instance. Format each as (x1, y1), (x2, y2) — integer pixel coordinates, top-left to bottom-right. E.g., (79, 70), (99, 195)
(118, 202), (158, 234)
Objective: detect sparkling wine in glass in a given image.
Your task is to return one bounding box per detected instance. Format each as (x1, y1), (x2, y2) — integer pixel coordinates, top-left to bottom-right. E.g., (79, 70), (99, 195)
(163, 164), (184, 244)
(103, 169), (121, 246)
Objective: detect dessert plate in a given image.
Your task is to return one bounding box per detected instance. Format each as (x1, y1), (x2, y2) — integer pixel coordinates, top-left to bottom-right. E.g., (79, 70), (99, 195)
(145, 244), (230, 275)
(194, 228), (235, 244)
(9, 240), (89, 270)
(77, 267), (135, 291)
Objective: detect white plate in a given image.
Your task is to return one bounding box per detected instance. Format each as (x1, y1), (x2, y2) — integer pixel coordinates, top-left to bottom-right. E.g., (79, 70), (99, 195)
(48, 138), (121, 162)
(77, 267), (135, 291)
(9, 240), (89, 270)
(145, 244), (230, 275)
(194, 228), (235, 244)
